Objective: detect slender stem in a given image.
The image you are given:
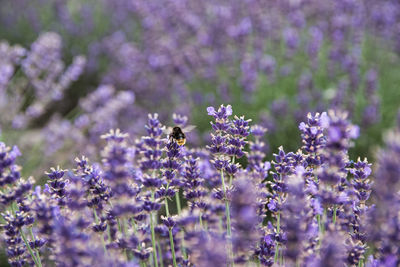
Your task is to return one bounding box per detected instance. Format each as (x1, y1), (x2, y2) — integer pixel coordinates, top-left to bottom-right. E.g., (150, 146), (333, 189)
(150, 190), (159, 267)
(317, 214), (321, 232)
(199, 214), (204, 228)
(165, 198), (170, 217)
(229, 156), (235, 186)
(107, 224), (111, 242)
(220, 170), (232, 237)
(121, 220), (130, 261)
(9, 203), (40, 267)
(277, 212), (281, 233)
(158, 242), (164, 267)
(317, 213), (322, 247)
(181, 232), (187, 260)
(20, 229), (40, 267)
(132, 219), (138, 234)
(175, 192), (182, 214)
(274, 212), (280, 264)
(274, 246), (279, 265)
(174, 191), (187, 259)
(109, 200), (123, 233)
(219, 217), (224, 233)
(220, 169), (234, 266)
(332, 205), (337, 224)
(117, 219), (123, 233)
(132, 221), (146, 267)
(93, 208), (107, 254)
(169, 229), (177, 267)
(29, 227), (42, 267)
(164, 198), (177, 267)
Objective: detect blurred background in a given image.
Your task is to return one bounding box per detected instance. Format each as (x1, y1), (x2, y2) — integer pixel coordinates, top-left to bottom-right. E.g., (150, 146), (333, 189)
(1, 0), (400, 183)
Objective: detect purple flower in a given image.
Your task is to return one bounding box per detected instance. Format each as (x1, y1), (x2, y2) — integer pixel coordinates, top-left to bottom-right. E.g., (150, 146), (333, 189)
(138, 114), (165, 178)
(310, 229), (346, 267)
(323, 110), (359, 151)
(162, 139), (183, 185)
(161, 216), (177, 229)
(172, 113), (188, 127)
(0, 142), (34, 206)
(299, 112), (326, 166)
(227, 115), (251, 159)
(366, 129), (400, 264)
(189, 232), (228, 267)
(231, 177), (259, 262)
(45, 166), (68, 207)
(74, 157), (112, 211)
(2, 211), (28, 267)
(207, 105), (232, 118)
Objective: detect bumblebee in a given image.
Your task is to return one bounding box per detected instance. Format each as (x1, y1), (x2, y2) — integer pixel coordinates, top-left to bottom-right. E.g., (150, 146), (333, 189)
(167, 125), (196, 146)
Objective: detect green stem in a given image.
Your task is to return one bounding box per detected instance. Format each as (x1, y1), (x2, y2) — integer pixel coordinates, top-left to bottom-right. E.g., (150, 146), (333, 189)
(29, 227), (42, 267)
(9, 203), (40, 267)
(93, 208), (107, 255)
(109, 201), (123, 233)
(20, 229), (40, 267)
(150, 190), (159, 267)
(132, 222), (145, 267)
(165, 198), (170, 217)
(158, 242), (164, 267)
(169, 229), (177, 267)
(317, 213), (322, 247)
(220, 169), (234, 266)
(219, 217), (224, 233)
(175, 192), (182, 214)
(107, 224), (111, 243)
(181, 233), (187, 260)
(174, 191), (187, 259)
(220, 170), (232, 237)
(165, 198), (177, 267)
(317, 214), (321, 232)
(274, 212), (280, 264)
(117, 219), (123, 233)
(229, 156), (235, 186)
(332, 205), (337, 224)
(199, 214), (204, 228)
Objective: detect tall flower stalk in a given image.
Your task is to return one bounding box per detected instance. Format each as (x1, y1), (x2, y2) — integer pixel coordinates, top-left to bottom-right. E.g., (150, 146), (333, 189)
(207, 104), (234, 265)
(160, 139), (183, 266)
(137, 114), (165, 267)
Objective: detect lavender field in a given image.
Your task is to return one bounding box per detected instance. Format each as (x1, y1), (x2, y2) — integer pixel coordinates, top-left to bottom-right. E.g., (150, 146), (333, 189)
(1, 0), (400, 266)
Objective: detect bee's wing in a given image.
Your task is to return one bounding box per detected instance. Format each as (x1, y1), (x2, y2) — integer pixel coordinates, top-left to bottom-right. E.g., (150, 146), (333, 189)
(182, 125), (196, 133)
(164, 127), (173, 136)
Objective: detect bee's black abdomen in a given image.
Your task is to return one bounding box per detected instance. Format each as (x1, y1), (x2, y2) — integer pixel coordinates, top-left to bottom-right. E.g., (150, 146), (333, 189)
(177, 132), (185, 139)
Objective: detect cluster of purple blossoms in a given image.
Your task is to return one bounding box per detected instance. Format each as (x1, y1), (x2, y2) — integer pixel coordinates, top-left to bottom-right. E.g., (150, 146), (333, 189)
(0, 32), (86, 130)
(0, 143), (34, 207)
(1, 104), (400, 267)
